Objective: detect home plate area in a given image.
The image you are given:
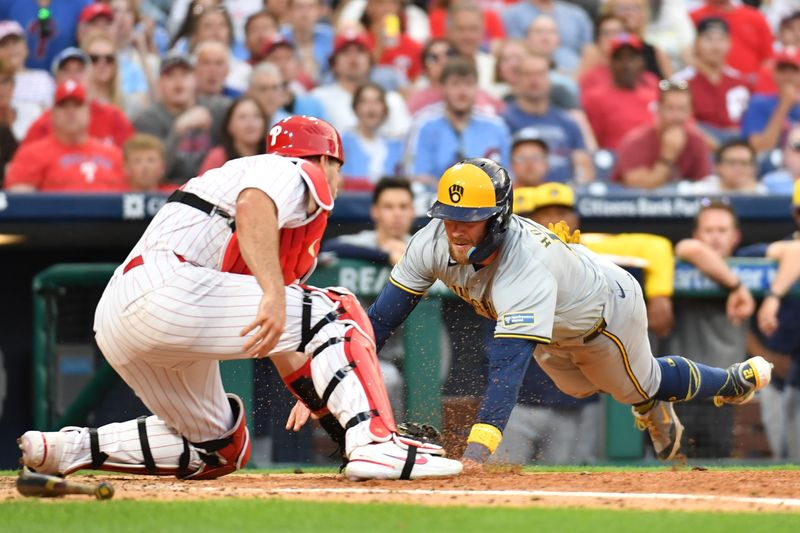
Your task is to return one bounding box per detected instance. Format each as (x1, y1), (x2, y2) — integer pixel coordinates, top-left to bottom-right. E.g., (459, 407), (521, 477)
(3, 470), (799, 512)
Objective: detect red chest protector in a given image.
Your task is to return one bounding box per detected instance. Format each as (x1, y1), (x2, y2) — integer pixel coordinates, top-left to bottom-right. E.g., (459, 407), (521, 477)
(221, 160), (334, 285)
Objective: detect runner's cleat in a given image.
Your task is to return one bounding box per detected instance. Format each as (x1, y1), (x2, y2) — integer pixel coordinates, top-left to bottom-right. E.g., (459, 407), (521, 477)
(632, 400), (684, 461)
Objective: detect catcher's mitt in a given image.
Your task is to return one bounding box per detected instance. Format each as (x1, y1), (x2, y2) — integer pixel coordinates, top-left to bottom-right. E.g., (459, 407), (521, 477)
(548, 220), (581, 244)
(397, 422), (443, 447)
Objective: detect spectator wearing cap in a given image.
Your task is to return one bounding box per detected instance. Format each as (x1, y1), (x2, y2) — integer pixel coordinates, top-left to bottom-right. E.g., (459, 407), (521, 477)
(753, 11), (800, 96)
(194, 40), (240, 99)
(761, 124), (800, 195)
(360, 0), (424, 85)
(340, 82), (404, 186)
(5, 80), (126, 192)
(133, 53), (230, 183)
(577, 14), (627, 94)
(510, 128), (549, 187)
(109, 0), (160, 117)
(0, 0), (92, 71)
(246, 62), (289, 126)
(405, 57), (510, 185)
(612, 80), (711, 189)
(22, 47), (134, 149)
(602, 0), (673, 80)
(501, 0), (593, 59)
(447, 3), (495, 92)
(244, 10), (278, 64)
(76, 3), (114, 44)
(681, 139), (765, 195)
(741, 48), (800, 153)
(198, 95), (267, 174)
(672, 17), (751, 145)
(311, 31), (410, 139)
(0, 20), (54, 113)
(281, 0), (333, 83)
(690, 0), (773, 77)
(582, 33), (659, 150)
(503, 53), (593, 184)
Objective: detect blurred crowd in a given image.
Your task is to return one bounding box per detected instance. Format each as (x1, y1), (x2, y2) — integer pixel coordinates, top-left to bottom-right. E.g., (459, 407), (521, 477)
(0, 0), (799, 195)
(2, 0), (800, 464)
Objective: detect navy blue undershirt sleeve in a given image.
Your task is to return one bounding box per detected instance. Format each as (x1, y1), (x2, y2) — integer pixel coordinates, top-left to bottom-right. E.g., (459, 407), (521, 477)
(476, 337), (538, 431)
(367, 282), (422, 351)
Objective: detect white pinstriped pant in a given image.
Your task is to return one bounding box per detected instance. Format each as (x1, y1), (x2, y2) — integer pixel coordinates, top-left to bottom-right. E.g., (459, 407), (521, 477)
(93, 251), (340, 443)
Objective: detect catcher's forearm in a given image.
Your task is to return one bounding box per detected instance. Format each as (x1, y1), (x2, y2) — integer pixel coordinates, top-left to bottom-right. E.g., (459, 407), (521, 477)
(236, 189), (283, 295)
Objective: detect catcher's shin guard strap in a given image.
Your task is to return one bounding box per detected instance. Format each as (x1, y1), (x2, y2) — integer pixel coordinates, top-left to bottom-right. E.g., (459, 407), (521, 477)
(89, 428), (109, 469)
(282, 359), (327, 414)
(346, 409), (379, 429)
(312, 336), (346, 358)
(400, 445), (418, 480)
(466, 423), (503, 454)
(322, 361), (356, 404)
(137, 416), (157, 474)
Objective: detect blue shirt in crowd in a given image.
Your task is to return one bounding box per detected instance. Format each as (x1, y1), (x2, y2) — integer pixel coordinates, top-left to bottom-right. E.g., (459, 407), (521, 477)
(741, 94), (800, 139)
(1, 0), (92, 71)
(501, 1), (593, 54)
(503, 101), (586, 183)
(286, 93), (327, 121)
(406, 107), (511, 179)
(341, 130), (405, 183)
(282, 24), (335, 79)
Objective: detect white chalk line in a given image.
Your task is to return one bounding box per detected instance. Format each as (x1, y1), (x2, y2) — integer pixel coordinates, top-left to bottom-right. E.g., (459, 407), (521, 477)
(199, 487), (800, 508)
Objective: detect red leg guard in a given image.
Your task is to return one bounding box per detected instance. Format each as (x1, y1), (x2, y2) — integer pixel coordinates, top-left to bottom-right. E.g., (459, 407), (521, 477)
(181, 394), (251, 480)
(281, 359), (329, 416)
(344, 327), (397, 437)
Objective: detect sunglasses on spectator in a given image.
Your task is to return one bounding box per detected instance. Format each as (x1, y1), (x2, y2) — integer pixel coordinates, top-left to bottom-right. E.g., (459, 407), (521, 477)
(90, 54), (116, 65)
(658, 79), (688, 92)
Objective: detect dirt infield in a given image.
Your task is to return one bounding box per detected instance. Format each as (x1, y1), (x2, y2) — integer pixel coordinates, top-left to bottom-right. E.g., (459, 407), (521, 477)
(3, 469), (800, 512)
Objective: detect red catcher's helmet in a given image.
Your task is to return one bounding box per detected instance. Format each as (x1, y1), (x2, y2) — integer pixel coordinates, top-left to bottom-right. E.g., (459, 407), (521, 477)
(266, 115), (345, 164)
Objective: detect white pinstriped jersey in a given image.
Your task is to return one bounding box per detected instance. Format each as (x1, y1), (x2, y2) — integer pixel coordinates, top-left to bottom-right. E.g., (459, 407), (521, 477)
(119, 154), (313, 279)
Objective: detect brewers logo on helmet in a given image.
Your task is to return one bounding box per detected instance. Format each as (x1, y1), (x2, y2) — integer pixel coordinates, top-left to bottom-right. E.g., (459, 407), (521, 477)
(428, 158), (512, 263)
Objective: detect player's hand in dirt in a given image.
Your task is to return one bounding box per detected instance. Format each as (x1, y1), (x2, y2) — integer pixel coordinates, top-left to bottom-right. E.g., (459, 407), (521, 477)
(286, 400), (317, 431)
(725, 284), (755, 326)
(461, 459), (484, 475)
(241, 291), (286, 358)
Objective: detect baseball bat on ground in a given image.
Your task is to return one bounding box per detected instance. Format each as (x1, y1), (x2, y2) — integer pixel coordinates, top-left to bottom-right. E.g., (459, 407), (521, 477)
(16, 468), (115, 500)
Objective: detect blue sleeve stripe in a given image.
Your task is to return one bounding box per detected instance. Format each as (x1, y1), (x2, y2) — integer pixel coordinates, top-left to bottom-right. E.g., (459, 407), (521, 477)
(388, 276), (426, 296)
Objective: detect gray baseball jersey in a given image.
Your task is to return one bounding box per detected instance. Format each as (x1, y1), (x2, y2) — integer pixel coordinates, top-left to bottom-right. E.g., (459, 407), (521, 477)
(390, 215), (609, 343)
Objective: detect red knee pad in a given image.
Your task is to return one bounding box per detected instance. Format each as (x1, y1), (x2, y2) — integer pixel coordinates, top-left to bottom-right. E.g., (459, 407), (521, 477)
(182, 394), (251, 480)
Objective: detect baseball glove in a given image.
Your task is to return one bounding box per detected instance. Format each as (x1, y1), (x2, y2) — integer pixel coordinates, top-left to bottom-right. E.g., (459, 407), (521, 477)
(397, 422), (443, 447)
(548, 220), (581, 244)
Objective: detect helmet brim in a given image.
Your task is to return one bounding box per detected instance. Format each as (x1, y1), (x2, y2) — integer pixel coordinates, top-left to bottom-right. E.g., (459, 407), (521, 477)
(427, 202), (500, 222)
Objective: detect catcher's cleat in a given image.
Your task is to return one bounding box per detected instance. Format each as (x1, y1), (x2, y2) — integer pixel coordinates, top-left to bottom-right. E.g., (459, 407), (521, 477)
(345, 434), (462, 481)
(713, 356), (773, 407)
(632, 400), (684, 461)
(18, 427), (83, 475)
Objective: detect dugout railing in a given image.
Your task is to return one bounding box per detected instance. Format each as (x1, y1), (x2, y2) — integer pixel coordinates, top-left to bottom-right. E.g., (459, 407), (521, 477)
(31, 258), (796, 461)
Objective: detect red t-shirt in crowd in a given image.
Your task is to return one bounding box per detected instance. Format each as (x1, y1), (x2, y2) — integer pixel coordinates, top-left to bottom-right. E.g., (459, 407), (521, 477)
(429, 8), (506, 44)
(610, 123), (712, 184)
(5, 135), (127, 192)
(676, 66), (752, 128)
(690, 4), (773, 76)
(754, 60), (778, 95)
(366, 33), (424, 82)
(581, 81), (658, 150)
(579, 66), (659, 98)
(198, 146), (229, 176)
(22, 100), (135, 148)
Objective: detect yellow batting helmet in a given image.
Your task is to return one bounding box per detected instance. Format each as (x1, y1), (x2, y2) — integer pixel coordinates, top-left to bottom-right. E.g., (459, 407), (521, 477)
(428, 158), (513, 263)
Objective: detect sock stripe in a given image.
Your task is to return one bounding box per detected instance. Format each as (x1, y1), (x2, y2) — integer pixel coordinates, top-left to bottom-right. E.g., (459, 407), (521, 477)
(600, 329), (650, 401)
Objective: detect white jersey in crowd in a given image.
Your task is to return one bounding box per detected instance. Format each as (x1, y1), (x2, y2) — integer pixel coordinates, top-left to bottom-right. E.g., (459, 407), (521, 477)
(390, 215), (609, 343)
